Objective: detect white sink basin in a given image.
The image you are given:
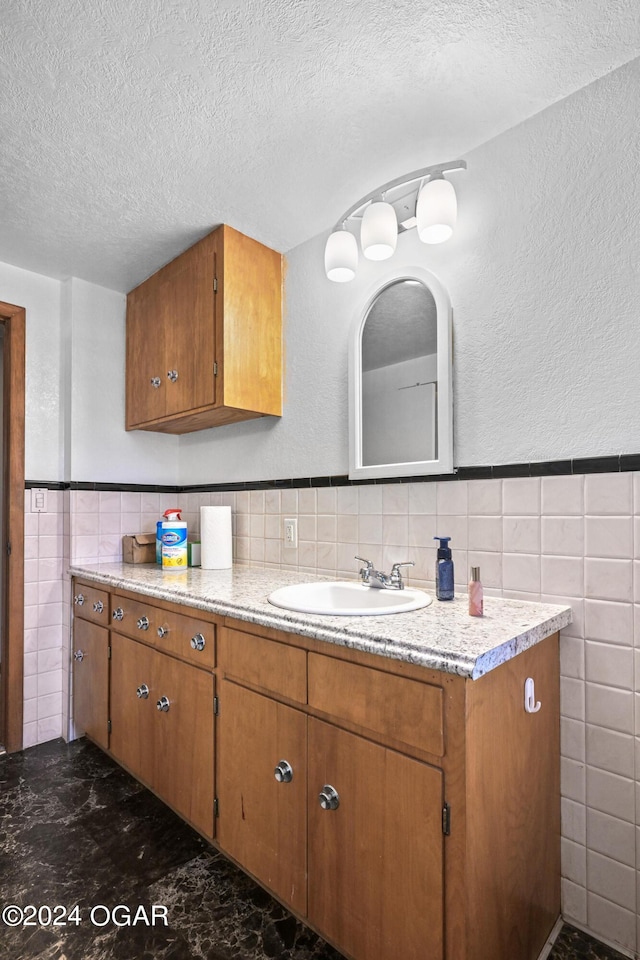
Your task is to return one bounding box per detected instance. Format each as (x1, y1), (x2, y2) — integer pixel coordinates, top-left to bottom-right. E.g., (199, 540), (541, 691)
(267, 581), (432, 616)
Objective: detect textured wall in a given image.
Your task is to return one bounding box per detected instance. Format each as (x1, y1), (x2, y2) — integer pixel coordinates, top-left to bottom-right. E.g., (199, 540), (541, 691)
(2, 1), (638, 292)
(11, 57), (640, 488)
(0, 261), (63, 480)
(178, 57), (640, 483)
(65, 277), (178, 484)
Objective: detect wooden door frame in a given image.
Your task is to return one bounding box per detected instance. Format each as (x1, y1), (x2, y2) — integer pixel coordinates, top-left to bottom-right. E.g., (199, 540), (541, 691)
(0, 300), (25, 753)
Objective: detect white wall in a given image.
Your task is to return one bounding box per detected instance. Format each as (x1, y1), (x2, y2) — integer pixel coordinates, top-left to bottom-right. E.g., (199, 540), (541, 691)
(178, 55), (640, 484)
(5, 57), (640, 489)
(0, 264), (178, 485)
(64, 277), (178, 485)
(0, 261), (64, 480)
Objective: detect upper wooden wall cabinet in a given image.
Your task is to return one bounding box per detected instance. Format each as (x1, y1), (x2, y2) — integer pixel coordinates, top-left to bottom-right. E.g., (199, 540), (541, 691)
(125, 224), (283, 434)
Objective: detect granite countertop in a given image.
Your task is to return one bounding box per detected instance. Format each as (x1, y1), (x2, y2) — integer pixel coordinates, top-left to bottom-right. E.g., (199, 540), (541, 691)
(70, 562), (572, 680)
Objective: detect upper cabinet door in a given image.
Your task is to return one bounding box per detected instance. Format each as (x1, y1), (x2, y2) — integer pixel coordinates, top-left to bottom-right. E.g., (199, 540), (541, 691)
(161, 233), (216, 418)
(125, 224), (282, 434)
(126, 277), (167, 427)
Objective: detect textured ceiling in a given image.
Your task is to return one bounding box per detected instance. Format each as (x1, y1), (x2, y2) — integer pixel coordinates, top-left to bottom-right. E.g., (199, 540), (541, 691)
(1, 0), (639, 292)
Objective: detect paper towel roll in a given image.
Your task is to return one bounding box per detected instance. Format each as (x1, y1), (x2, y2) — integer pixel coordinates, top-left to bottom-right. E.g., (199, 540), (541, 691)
(200, 506), (233, 569)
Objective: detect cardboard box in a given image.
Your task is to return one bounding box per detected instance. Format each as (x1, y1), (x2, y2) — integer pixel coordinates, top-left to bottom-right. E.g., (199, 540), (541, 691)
(122, 533), (157, 564)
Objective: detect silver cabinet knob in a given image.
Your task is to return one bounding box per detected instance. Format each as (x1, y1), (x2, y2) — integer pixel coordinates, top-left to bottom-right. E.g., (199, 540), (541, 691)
(92, 600), (104, 614)
(73, 649), (85, 662)
(156, 696), (170, 712)
(150, 377), (161, 388)
(190, 633), (205, 651)
(136, 684), (150, 699)
(73, 593), (85, 606)
(112, 607), (124, 621)
(137, 616), (150, 631)
(274, 760), (293, 783)
(157, 625), (169, 639)
(167, 369), (179, 383)
(319, 785), (340, 810)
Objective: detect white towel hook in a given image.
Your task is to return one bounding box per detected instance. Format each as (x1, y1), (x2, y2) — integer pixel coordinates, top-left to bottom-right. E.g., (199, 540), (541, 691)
(524, 677), (541, 714)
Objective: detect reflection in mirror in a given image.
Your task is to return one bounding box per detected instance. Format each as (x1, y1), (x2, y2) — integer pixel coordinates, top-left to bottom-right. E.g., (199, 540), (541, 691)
(349, 266), (453, 480)
(361, 280), (437, 466)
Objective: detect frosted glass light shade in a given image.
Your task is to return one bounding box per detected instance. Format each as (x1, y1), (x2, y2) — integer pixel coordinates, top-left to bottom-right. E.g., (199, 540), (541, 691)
(324, 229), (358, 282)
(416, 177), (457, 244)
(361, 201), (397, 260)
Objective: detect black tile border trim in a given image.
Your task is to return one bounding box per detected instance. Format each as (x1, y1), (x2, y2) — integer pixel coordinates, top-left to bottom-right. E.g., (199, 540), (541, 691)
(24, 453), (640, 493)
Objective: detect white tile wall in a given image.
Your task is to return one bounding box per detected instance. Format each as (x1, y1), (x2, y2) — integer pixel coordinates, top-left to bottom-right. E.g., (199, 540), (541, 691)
(23, 470), (640, 956)
(23, 489), (67, 748)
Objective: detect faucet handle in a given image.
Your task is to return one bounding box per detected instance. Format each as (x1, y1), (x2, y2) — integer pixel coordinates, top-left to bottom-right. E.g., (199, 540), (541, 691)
(355, 556), (374, 583)
(390, 561), (415, 587)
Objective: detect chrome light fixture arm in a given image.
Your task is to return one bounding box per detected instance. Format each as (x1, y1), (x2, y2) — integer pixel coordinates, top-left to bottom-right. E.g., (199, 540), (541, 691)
(330, 159), (467, 233)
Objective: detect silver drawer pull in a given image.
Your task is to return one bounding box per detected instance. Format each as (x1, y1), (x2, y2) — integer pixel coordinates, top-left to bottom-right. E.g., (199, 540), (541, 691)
(157, 625), (169, 639)
(136, 684), (150, 699)
(92, 600), (104, 614)
(112, 607), (124, 621)
(167, 369), (179, 383)
(190, 633), (205, 651)
(150, 377), (161, 388)
(274, 760), (293, 783)
(137, 616), (150, 631)
(73, 649), (85, 662)
(156, 696), (170, 712)
(319, 785), (340, 811)
(73, 593), (85, 606)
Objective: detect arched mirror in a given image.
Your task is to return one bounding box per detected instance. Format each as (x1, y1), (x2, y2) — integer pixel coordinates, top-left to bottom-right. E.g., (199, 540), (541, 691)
(349, 266), (453, 479)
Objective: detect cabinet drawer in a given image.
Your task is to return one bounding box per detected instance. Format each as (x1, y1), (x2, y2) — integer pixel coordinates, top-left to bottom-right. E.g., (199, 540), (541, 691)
(112, 595), (215, 668)
(72, 582), (110, 626)
(220, 628), (306, 704)
(153, 608), (215, 669)
(308, 653), (444, 757)
(111, 595), (159, 640)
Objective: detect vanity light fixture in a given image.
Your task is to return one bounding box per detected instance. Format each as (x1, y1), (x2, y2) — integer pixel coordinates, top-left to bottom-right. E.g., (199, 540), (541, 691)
(324, 159), (466, 282)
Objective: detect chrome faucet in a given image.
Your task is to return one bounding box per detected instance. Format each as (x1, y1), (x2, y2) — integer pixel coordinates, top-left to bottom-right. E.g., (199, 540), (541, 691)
(355, 556), (415, 590)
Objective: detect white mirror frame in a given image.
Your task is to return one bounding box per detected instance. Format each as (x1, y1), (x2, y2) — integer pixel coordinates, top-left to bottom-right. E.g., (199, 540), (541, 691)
(348, 265), (453, 480)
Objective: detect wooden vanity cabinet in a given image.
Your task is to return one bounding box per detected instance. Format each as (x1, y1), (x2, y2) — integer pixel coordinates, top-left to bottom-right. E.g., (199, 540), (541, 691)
(217, 682), (308, 915)
(110, 632), (215, 837)
(308, 718), (444, 960)
(72, 580), (560, 960)
(108, 591), (217, 839)
(71, 581), (110, 749)
(216, 624), (446, 960)
(216, 619), (560, 960)
(125, 223), (282, 434)
(72, 581), (217, 839)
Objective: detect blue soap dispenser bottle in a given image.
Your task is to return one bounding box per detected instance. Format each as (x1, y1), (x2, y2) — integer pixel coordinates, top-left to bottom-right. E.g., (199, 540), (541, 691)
(433, 536), (454, 600)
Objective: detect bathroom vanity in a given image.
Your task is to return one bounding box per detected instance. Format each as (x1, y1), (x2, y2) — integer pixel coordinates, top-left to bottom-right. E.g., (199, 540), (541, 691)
(70, 563), (571, 960)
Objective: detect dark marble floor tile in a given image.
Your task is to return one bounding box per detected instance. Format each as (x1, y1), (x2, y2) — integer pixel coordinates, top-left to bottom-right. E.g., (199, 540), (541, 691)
(0, 739), (630, 960)
(147, 851), (343, 960)
(548, 924), (629, 959)
(80, 788), (209, 885)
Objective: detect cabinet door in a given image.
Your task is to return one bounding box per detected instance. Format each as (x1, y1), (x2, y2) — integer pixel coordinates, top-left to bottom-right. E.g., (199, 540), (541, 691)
(72, 618), (109, 750)
(161, 240), (215, 417)
(126, 279), (167, 426)
(152, 650), (215, 838)
(308, 718), (444, 960)
(216, 681), (307, 915)
(109, 632), (155, 787)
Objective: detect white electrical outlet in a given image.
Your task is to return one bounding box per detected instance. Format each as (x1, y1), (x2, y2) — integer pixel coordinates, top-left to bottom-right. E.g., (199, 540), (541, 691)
(283, 517), (298, 548)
